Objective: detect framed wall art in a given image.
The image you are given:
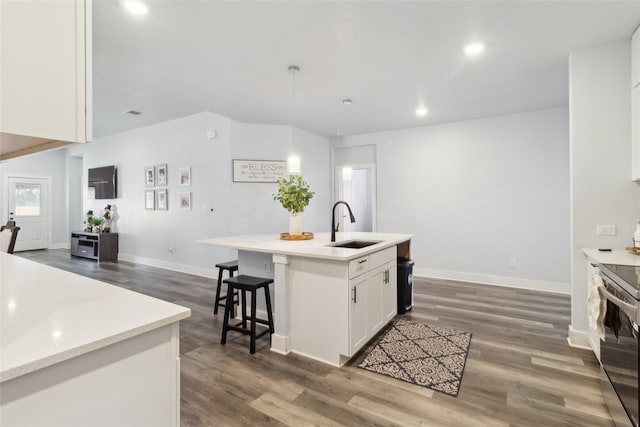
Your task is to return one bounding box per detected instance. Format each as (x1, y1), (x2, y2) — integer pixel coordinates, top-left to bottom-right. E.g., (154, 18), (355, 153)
(156, 189), (168, 210)
(232, 159), (287, 183)
(145, 190), (155, 210)
(179, 167), (191, 186)
(179, 192), (191, 210)
(145, 166), (155, 187)
(156, 164), (168, 186)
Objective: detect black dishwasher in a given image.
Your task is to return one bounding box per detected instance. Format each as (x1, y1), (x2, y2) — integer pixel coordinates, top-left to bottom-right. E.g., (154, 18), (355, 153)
(397, 258), (414, 314)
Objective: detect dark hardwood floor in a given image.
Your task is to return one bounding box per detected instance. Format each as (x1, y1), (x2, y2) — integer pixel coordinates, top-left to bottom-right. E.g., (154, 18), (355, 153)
(17, 249), (613, 427)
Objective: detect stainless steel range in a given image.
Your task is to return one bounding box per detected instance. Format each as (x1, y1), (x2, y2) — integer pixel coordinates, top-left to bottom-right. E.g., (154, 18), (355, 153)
(599, 263), (640, 427)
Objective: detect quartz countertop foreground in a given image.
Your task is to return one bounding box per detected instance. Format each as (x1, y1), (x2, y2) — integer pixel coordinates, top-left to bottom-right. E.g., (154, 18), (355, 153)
(582, 248), (640, 266)
(0, 253), (191, 383)
(197, 232), (413, 261)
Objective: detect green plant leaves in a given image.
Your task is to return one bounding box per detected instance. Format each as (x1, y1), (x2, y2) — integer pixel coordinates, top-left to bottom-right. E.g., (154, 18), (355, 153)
(272, 175), (315, 214)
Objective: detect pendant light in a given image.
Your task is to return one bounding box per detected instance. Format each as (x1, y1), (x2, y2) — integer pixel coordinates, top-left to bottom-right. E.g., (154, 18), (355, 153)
(341, 98), (353, 181)
(287, 65), (301, 176)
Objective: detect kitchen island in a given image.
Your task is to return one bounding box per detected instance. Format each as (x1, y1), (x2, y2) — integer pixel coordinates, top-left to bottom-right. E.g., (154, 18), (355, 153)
(0, 253), (191, 427)
(198, 232), (412, 366)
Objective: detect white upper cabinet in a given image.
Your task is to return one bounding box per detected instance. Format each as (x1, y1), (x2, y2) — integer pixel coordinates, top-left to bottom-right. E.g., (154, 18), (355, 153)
(632, 24), (640, 180)
(633, 85), (640, 181)
(0, 0), (92, 145)
(633, 26), (640, 89)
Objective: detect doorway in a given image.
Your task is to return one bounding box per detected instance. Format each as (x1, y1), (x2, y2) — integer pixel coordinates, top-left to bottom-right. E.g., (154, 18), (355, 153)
(334, 163), (376, 232)
(4, 175), (51, 251)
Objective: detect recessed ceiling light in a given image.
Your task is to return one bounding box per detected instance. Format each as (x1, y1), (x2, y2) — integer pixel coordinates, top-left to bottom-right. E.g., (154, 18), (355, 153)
(415, 107), (428, 117)
(464, 43), (485, 56)
(121, 0), (148, 15)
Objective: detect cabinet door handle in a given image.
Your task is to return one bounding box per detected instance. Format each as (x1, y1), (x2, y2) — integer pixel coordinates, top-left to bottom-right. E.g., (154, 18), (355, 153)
(352, 286), (357, 303)
(384, 270), (389, 283)
(358, 259), (368, 264)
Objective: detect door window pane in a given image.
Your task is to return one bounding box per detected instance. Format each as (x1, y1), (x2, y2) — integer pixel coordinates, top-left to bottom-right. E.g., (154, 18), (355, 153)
(15, 184), (41, 216)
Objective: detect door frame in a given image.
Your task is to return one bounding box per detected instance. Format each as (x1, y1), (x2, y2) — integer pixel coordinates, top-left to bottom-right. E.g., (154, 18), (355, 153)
(334, 162), (377, 232)
(2, 173), (53, 249)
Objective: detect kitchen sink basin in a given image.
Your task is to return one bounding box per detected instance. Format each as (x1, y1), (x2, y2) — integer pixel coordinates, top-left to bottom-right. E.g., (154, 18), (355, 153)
(328, 240), (382, 249)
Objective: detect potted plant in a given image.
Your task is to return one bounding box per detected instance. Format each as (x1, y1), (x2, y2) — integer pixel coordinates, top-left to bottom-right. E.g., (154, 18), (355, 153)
(89, 217), (104, 233)
(273, 175), (314, 236)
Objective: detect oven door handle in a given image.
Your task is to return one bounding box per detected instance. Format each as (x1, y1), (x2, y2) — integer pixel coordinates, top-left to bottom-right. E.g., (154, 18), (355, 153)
(599, 286), (638, 321)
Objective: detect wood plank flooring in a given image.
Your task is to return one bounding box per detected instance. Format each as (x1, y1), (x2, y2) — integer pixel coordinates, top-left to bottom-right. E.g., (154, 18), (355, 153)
(16, 249), (614, 426)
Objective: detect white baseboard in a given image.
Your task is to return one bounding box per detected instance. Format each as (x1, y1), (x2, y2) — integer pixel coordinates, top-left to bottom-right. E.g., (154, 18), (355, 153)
(567, 325), (591, 349)
(413, 266), (571, 294)
(50, 242), (69, 250)
(117, 253), (217, 279)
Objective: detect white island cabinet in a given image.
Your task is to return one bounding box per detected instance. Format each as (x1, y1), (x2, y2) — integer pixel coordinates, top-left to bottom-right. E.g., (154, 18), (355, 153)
(198, 232), (412, 366)
(0, 253), (190, 427)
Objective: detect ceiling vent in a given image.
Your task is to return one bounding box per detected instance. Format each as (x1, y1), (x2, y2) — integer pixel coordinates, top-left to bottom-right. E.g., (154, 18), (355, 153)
(122, 109), (142, 115)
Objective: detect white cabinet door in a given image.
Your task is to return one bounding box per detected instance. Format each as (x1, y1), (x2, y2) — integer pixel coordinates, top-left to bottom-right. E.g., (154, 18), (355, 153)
(633, 84), (640, 181)
(383, 262), (398, 323)
(369, 265), (386, 335)
(349, 274), (369, 355)
(633, 26), (640, 89)
(0, 0), (92, 143)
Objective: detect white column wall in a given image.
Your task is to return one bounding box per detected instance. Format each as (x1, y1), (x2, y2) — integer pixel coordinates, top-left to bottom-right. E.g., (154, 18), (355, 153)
(569, 40), (640, 343)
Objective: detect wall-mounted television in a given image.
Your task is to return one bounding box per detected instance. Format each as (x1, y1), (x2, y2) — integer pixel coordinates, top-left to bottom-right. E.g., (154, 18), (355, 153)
(88, 166), (117, 199)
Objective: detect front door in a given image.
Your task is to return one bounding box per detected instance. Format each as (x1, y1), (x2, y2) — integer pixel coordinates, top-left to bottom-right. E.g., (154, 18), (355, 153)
(7, 176), (50, 251)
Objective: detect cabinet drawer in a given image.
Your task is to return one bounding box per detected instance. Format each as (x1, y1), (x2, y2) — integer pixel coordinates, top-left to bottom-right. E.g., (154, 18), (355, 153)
(349, 256), (370, 279)
(369, 246), (396, 269)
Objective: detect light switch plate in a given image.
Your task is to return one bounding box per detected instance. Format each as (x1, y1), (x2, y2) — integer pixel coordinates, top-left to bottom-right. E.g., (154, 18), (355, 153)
(596, 225), (617, 236)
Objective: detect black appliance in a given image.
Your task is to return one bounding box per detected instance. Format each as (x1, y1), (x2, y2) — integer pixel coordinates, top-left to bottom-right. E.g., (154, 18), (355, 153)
(599, 263), (640, 427)
(88, 165), (117, 199)
(397, 258), (414, 314)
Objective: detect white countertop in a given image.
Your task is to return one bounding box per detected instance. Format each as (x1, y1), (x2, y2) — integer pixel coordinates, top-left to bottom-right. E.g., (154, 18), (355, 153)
(582, 248), (640, 266)
(197, 232), (413, 261)
(0, 253), (191, 383)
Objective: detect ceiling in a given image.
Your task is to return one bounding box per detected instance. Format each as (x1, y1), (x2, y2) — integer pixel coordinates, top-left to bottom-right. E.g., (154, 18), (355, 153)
(92, 1), (640, 139)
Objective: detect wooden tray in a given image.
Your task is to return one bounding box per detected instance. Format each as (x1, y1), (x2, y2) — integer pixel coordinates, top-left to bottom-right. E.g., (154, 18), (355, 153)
(625, 247), (640, 255)
(280, 232), (314, 240)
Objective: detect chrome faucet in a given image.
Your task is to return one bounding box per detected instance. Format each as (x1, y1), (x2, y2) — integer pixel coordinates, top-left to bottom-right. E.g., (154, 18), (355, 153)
(331, 201), (356, 242)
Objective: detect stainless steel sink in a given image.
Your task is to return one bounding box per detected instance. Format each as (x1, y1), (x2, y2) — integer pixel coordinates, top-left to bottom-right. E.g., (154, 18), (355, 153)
(328, 240), (382, 249)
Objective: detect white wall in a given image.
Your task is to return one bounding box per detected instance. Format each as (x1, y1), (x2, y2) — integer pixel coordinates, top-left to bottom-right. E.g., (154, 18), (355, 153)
(62, 112), (331, 276)
(0, 149), (68, 246)
(569, 40), (640, 345)
(334, 107), (571, 292)
(228, 123), (331, 236)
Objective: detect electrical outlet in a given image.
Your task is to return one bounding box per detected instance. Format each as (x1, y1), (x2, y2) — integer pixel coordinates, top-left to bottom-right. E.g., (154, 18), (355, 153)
(596, 225), (617, 236)
(264, 263), (271, 273)
(168, 246), (174, 254)
(508, 258), (516, 269)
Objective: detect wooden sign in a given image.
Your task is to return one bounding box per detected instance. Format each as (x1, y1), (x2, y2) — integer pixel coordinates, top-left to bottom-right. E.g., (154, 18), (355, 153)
(232, 159), (287, 183)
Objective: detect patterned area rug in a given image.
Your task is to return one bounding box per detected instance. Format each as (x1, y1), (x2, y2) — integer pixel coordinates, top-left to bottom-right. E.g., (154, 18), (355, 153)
(358, 319), (472, 396)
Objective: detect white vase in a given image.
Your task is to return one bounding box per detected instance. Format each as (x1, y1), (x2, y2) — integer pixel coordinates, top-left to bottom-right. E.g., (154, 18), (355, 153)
(289, 213), (303, 236)
(92, 225), (101, 233)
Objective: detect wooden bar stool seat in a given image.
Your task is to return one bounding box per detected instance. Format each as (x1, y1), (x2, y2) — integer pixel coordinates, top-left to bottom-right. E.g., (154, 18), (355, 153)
(220, 275), (274, 354)
(213, 260), (239, 315)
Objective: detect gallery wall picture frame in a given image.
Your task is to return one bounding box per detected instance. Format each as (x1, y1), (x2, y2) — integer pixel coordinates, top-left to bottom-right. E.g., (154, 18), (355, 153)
(179, 192), (191, 210)
(179, 167), (191, 186)
(145, 166), (155, 187)
(156, 189), (168, 210)
(156, 164), (168, 186)
(145, 190), (155, 210)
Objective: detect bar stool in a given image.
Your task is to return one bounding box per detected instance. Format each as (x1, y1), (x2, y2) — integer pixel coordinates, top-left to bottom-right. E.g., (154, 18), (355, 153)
(213, 260), (239, 315)
(220, 275), (274, 354)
